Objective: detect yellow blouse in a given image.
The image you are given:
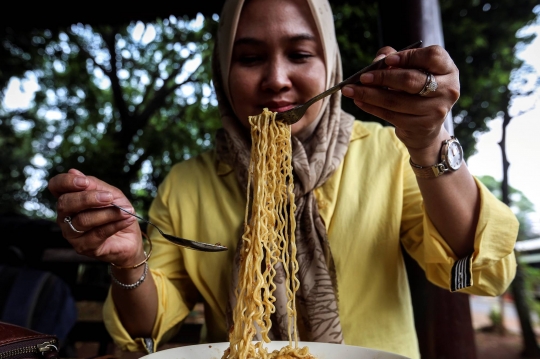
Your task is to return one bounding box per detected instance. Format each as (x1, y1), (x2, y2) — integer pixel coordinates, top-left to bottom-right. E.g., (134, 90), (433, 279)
(103, 121), (518, 359)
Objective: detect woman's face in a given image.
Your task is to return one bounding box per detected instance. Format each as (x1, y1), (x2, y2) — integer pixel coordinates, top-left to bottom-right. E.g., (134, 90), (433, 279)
(229, 0), (326, 135)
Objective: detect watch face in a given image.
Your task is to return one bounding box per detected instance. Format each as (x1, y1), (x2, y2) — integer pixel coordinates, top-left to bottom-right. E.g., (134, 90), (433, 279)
(446, 141), (463, 170)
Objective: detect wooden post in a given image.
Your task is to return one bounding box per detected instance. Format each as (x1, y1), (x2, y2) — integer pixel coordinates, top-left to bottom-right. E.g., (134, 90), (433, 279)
(377, 0), (454, 135)
(379, 1), (476, 358)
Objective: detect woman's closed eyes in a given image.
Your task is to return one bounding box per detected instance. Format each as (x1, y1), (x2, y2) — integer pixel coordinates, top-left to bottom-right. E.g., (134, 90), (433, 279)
(234, 50), (316, 66)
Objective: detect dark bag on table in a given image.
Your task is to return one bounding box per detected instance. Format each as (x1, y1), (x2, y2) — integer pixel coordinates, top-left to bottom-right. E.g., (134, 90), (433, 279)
(0, 321), (59, 359)
(0, 265), (77, 344)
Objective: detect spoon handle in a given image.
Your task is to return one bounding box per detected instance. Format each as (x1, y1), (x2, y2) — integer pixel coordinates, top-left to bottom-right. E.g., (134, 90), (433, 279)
(111, 204), (145, 222)
(340, 40), (423, 87)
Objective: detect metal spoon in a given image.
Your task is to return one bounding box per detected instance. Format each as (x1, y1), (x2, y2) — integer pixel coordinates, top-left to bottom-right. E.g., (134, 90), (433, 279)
(112, 204), (228, 252)
(275, 40), (423, 125)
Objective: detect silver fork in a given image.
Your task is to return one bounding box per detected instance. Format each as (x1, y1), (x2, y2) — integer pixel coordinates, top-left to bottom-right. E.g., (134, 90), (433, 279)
(275, 41), (423, 125)
(112, 204), (228, 252)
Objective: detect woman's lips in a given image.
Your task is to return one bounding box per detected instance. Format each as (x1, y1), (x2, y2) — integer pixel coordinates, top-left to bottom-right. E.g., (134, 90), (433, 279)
(263, 102), (296, 113)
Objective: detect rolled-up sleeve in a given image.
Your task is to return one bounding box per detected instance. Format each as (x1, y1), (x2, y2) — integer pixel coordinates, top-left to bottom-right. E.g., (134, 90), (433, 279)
(401, 175), (518, 296)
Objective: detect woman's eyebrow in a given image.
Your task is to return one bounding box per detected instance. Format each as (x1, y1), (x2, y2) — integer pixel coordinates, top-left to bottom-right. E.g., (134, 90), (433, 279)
(234, 33), (317, 47)
(234, 37), (263, 46)
(288, 34), (317, 43)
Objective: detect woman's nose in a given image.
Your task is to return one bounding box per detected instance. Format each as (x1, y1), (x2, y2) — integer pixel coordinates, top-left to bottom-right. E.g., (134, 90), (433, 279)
(261, 59), (292, 92)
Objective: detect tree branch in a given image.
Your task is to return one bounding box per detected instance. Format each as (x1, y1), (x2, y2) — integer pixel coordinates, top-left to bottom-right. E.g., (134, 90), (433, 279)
(73, 29), (131, 135)
(102, 29), (131, 125)
(137, 62), (203, 124)
(135, 66), (161, 115)
(126, 151), (147, 182)
(498, 113), (511, 206)
(72, 35), (109, 80)
(135, 48), (189, 115)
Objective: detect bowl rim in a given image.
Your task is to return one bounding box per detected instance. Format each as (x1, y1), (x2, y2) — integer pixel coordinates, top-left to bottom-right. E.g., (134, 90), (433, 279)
(141, 341), (411, 359)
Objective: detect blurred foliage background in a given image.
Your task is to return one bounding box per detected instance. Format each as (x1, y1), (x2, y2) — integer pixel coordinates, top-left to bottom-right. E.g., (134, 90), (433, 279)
(0, 0), (538, 223)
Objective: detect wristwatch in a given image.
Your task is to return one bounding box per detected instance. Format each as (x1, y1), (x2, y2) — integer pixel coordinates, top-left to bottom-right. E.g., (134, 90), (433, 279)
(409, 136), (464, 178)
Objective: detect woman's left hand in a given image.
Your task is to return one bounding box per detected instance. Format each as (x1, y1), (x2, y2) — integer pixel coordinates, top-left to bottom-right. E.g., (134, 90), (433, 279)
(341, 45), (460, 164)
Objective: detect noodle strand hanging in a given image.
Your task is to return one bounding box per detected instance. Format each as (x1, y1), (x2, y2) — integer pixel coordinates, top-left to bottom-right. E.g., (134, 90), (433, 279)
(222, 109), (314, 359)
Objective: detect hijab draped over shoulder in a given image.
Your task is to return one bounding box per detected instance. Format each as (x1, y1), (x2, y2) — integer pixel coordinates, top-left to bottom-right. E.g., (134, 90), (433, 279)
(213, 0), (355, 344)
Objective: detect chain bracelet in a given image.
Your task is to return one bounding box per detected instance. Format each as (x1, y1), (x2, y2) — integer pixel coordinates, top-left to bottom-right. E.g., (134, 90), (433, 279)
(109, 261), (148, 290)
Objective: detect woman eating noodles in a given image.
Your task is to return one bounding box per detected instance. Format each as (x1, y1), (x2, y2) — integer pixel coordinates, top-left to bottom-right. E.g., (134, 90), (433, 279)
(47, 0), (519, 358)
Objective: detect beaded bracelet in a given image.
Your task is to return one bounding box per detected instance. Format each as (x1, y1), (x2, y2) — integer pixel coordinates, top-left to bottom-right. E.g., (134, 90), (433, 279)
(110, 232), (153, 269)
(109, 261), (148, 290)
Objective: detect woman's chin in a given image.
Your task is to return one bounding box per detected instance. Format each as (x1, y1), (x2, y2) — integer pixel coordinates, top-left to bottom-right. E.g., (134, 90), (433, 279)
(291, 116), (320, 139)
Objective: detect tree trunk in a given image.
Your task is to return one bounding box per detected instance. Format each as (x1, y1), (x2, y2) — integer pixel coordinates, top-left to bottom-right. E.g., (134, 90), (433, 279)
(511, 262), (540, 357)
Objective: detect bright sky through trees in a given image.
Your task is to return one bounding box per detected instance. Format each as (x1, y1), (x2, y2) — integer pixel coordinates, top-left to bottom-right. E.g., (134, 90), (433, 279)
(468, 12), (540, 235)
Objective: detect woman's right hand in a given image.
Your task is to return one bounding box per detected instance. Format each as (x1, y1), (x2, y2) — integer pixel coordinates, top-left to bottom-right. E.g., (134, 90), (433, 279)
(48, 168), (146, 267)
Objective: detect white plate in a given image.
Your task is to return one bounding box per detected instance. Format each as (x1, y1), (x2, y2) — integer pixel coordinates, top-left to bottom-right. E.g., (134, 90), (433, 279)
(141, 341), (410, 359)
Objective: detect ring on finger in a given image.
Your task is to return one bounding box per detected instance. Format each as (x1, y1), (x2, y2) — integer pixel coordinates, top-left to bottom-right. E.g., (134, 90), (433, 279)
(64, 216), (85, 234)
(418, 71), (438, 96)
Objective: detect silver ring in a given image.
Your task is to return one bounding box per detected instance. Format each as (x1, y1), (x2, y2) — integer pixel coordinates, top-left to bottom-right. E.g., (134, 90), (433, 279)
(418, 71), (438, 96)
(64, 216), (84, 233)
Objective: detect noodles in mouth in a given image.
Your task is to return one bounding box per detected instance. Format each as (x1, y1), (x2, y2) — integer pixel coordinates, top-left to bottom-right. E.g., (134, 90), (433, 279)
(222, 109), (315, 359)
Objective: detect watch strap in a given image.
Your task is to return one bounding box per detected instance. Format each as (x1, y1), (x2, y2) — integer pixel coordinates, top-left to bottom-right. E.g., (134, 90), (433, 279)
(409, 158), (448, 178)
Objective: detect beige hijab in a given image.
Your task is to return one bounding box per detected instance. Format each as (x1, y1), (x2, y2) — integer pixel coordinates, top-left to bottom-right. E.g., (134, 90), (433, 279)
(213, 0), (355, 344)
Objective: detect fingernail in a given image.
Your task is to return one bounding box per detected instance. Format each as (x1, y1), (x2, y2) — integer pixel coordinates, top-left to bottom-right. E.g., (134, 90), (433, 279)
(360, 73), (374, 84)
(122, 207), (135, 215)
(96, 191), (112, 203)
(74, 177), (88, 187)
(342, 86), (354, 97)
(70, 168), (84, 176)
(373, 54), (386, 62)
(385, 54), (400, 66)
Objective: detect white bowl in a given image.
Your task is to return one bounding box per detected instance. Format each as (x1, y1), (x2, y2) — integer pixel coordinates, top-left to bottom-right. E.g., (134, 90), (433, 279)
(141, 341), (410, 359)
